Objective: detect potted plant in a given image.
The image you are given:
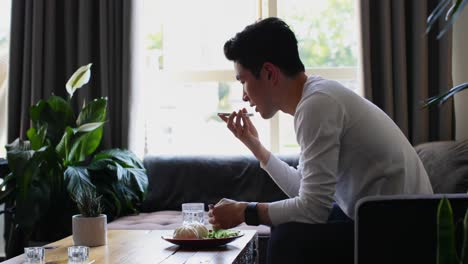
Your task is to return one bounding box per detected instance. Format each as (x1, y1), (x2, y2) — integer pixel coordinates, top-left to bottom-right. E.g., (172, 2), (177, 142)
(423, 0), (468, 108)
(425, 2), (468, 263)
(436, 197), (468, 264)
(72, 188), (107, 247)
(0, 63), (148, 256)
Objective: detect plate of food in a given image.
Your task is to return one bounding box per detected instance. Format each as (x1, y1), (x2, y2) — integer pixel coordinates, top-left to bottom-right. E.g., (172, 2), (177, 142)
(162, 223), (243, 248)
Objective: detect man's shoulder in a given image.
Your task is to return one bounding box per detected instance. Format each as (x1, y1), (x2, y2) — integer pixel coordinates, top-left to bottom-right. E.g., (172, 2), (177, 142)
(299, 79), (352, 112)
(303, 77), (354, 100)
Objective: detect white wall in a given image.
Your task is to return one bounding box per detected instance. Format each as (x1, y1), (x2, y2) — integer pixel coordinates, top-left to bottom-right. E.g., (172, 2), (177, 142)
(453, 5), (468, 140)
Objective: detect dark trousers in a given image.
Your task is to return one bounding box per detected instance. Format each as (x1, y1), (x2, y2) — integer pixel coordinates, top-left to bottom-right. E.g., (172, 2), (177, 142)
(267, 204), (354, 264)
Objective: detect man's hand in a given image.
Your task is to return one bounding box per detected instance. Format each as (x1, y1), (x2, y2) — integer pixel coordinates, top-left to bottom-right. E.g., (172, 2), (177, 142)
(218, 108), (271, 164)
(218, 108), (259, 147)
(208, 198), (248, 230)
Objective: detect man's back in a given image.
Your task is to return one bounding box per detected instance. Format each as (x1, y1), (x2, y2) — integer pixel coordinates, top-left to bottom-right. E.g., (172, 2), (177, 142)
(297, 76), (433, 218)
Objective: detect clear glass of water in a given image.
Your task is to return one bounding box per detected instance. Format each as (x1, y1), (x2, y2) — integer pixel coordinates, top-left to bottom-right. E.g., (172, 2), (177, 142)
(68, 246), (89, 263)
(182, 203), (204, 225)
(24, 247), (45, 263)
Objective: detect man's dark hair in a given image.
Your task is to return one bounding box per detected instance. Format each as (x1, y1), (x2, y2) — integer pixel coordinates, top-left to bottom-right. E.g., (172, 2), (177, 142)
(224, 17), (305, 79)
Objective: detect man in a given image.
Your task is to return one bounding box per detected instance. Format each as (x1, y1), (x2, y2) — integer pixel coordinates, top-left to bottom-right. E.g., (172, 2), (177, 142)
(208, 17), (432, 263)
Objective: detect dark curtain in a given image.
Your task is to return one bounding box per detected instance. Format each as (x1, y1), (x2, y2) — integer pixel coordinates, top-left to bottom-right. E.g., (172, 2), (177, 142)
(359, 0), (453, 145)
(7, 0), (132, 149)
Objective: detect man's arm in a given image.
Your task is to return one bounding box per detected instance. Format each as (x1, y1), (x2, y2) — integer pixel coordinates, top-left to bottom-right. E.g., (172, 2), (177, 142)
(267, 93), (343, 225)
(257, 203), (272, 225)
(208, 199), (272, 229)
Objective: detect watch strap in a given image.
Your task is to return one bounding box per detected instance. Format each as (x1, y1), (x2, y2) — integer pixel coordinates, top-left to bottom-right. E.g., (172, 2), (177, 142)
(244, 202), (260, 226)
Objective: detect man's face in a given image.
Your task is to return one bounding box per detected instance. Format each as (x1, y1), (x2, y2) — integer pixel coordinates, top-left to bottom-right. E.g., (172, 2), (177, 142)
(234, 62), (277, 119)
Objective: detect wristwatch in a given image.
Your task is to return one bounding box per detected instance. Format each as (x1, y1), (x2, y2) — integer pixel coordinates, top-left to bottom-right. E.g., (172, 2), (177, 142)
(244, 202), (260, 226)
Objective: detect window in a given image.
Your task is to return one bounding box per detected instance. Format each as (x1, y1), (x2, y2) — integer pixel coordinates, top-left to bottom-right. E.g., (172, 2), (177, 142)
(133, 0), (359, 156)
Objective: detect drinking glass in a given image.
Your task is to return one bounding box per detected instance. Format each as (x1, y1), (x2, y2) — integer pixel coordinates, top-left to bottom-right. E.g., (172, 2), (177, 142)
(68, 246), (89, 263)
(24, 247), (45, 263)
(182, 203), (204, 225)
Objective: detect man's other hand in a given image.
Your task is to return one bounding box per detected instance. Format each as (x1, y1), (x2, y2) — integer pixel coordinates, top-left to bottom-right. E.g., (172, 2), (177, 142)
(208, 198), (248, 229)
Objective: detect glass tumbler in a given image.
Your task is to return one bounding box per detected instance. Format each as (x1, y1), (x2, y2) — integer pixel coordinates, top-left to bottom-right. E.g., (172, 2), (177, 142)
(68, 246), (89, 263)
(182, 203), (205, 225)
(24, 247), (45, 263)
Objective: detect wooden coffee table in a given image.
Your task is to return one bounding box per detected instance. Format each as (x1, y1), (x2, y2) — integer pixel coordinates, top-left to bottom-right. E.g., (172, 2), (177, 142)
(1, 230), (258, 264)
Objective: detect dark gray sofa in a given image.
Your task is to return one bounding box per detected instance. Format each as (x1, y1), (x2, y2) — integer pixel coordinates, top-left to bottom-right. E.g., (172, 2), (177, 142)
(108, 141), (468, 264)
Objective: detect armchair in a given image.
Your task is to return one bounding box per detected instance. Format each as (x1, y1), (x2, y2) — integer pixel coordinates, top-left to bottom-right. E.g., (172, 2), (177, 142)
(355, 140), (468, 264)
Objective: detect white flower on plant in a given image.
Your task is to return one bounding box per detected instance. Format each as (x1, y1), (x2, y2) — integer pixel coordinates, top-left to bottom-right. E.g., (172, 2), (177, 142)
(66, 63), (92, 98)
(74, 122), (105, 133)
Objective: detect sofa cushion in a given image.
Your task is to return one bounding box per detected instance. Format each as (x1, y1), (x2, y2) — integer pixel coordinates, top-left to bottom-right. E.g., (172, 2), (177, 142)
(108, 210), (271, 237)
(415, 140), (468, 193)
(140, 155), (297, 212)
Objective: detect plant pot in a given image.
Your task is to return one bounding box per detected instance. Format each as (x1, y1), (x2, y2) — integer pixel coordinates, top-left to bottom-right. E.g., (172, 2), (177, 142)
(72, 214), (107, 247)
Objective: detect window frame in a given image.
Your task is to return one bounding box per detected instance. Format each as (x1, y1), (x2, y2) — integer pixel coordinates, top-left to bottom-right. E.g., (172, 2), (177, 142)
(140, 0), (359, 154)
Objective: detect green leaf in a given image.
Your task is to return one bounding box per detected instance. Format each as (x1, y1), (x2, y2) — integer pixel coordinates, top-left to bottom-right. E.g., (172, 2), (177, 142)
(445, 0), (464, 20)
(56, 127), (74, 162)
(437, 0), (467, 39)
(111, 182), (139, 215)
(66, 63), (92, 98)
(27, 125), (47, 150)
(7, 146), (52, 235)
(6, 147), (36, 200)
(30, 100), (47, 126)
(29, 96), (75, 145)
(15, 176), (51, 236)
(426, 0), (467, 39)
(76, 97), (107, 126)
(423, 82), (468, 108)
(68, 127), (103, 163)
(94, 149), (145, 169)
(73, 187), (103, 217)
(126, 168), (148, 200)
(88, 158), (117, 174)
(462, 208), (468, 264)
(426, 0), (451, 34)
(207, 229), (240, 239)
(98, 185), (122, 217)
(115, 162), (125, 182)
(437, 197), (459, 264)
(4, 140), (52, 210)
(64, 166), (95, 196)
(46, 96), (74, 121)
(87, 153), (147, 217)
(39, 147), (64, 195)
(59, 122), (104, 164)
(5, 138), (31, 152)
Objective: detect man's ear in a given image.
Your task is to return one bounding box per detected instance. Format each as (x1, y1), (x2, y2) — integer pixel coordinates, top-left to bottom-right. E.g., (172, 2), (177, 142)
(263, 62), (277, 81)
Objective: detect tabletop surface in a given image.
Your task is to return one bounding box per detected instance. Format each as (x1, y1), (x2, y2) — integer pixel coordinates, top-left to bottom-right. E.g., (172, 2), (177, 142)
(1, 229), (258, 264)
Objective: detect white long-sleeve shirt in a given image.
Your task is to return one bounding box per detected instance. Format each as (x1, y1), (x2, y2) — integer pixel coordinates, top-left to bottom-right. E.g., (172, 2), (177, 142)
(262, 76), (433, 225)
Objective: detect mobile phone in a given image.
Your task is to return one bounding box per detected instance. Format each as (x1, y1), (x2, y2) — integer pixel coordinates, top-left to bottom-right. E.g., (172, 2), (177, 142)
(218, 112), (254, 117)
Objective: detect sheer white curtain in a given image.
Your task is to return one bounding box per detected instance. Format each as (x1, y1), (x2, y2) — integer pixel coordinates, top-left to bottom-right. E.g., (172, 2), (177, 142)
(0, 50), (7, 259)
(127, 0), (146, 158)
(0, 51), (8, 158)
